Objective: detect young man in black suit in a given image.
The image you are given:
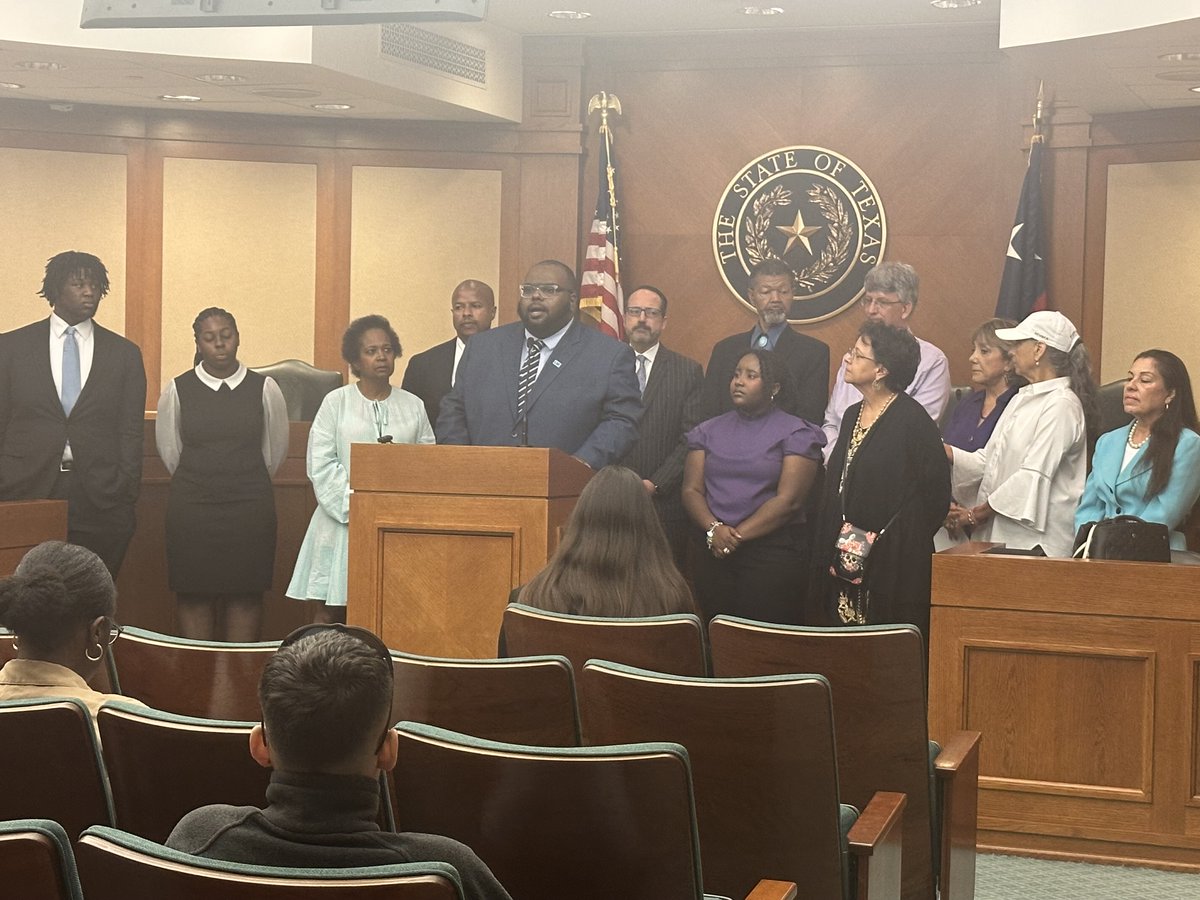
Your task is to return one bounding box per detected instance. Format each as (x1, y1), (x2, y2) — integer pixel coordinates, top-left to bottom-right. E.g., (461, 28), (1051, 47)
(700, 258), (830, 427)
(618, 285), (703, 564)
(401, 279), (495, 427)
(0, 251), (146, 574)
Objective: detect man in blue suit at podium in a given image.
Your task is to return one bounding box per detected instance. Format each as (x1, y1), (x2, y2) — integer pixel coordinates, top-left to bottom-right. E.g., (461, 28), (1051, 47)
(436, 259), (641, 469)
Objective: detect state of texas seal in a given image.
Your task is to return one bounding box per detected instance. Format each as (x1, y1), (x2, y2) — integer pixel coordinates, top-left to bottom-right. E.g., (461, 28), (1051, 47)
(713, 146), (887, 324)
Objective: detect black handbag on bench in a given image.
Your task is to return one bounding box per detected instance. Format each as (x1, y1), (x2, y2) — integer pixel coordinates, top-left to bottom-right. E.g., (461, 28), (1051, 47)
(1072, 515), (1171, 562)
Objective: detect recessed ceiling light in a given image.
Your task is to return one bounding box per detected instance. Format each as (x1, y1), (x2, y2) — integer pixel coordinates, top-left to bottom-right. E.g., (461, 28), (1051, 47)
(548, 10), (591, 20)
(159, 94), (202, 102)
(0, 82), (24, 90)
(312, 103), (354, 111)
(195, 73), (247, 84)
(930, 0), (981, 7)
(15, 61), (66, 71)
(1190, 85), (1200, 93)
(1160, 52), (1200, 62)
(742, 6), (784, 13)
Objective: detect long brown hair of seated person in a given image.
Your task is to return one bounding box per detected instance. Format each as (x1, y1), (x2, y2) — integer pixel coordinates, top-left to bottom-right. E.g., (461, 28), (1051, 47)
(517, 465), (694, 618)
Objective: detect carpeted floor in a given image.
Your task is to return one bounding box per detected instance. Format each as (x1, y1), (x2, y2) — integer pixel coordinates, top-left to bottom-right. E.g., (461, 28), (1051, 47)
(976, 852), (1200, 899)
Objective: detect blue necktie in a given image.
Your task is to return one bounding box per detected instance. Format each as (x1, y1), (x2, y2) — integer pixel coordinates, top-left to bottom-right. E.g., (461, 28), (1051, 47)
(61, 326), (81, 416)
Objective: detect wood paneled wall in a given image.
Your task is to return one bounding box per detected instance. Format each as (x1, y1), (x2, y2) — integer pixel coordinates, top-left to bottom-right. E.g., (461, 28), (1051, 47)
(578, 25), (1036, 385)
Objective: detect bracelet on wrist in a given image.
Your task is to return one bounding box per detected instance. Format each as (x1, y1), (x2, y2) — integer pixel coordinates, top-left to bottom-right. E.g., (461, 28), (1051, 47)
(705, 520), (724, 549)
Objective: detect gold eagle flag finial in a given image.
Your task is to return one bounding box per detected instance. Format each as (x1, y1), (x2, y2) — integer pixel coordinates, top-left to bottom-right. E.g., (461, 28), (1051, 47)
(587, 91), (622, 134)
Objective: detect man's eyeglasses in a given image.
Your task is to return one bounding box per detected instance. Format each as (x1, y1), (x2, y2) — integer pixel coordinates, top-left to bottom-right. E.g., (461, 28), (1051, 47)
(625, 307), (663, 319)
(859, 295), (907, 311)
(519, 283), (567, 299)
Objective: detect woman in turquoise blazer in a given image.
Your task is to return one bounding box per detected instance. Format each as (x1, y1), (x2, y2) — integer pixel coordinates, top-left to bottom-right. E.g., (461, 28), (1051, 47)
(1077, 350), (1200, 549)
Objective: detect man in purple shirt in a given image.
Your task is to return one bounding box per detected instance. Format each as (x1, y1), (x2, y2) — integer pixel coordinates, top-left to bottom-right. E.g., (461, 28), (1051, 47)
(822, 261), (949, 461)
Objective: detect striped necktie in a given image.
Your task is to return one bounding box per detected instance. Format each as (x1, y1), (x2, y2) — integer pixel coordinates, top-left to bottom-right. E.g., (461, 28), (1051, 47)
(61, 326), (81, 416)
(518, 337), (544, 420)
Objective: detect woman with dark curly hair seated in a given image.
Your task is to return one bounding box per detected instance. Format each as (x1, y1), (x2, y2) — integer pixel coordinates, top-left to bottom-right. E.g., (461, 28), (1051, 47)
(0, 540), (141, 718)
(810, 322), (950, 642)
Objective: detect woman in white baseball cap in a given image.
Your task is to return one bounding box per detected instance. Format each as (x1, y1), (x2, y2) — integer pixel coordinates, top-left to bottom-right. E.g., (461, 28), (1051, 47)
(944, 310), (1098, 556)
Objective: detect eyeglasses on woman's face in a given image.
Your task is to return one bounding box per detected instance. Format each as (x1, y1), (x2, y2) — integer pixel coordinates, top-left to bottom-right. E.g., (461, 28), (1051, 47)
(846, 346), (876, 364)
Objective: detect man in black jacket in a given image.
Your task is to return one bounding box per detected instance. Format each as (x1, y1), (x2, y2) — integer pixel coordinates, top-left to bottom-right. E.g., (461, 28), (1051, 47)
(0, 251), (146, 574)
(700, 258), (830, 427)
(401, 279), (495, 426)
(619, 285), (703, 564)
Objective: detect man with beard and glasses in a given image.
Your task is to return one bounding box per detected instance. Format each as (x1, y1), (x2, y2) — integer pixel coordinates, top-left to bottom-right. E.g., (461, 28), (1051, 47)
(618, 285), (703, 564)
(437, 259), (641, 469)
(699, 259), (830, 425)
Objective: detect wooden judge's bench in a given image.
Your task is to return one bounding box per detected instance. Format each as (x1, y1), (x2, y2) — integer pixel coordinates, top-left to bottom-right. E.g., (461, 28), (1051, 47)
(930, 543), (1200, 870)
(346, 445), (592, 658)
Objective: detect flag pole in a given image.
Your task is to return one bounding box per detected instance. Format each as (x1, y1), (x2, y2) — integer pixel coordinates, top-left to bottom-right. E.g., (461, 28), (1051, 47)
(580, 91), (626, 338)
(1032, 80), (1045, 145)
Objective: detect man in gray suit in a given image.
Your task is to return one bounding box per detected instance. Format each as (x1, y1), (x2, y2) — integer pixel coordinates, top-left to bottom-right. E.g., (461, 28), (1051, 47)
(618, 286), (703, 564)
(436, 260), (641, 469)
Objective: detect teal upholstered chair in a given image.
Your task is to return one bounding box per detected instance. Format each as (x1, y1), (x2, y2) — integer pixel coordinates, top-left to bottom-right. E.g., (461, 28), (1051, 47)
(389, 650), (580, 746)
(709, 618), (981, 900)
(579, 660), (904, 900)
(390, 721), (797, 900)
(250, 359), (343, 422)
(110, 627), (280, 720)
(0, 698), (114, 837)
(96, 701), (269, 844)
(75, 825), (464, 899)
(0, 819), (84, 900)
(500, 602), (709, 676)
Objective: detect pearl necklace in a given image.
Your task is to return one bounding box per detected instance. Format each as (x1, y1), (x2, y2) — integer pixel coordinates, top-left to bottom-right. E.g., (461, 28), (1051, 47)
(1127, 418), (1149, 450)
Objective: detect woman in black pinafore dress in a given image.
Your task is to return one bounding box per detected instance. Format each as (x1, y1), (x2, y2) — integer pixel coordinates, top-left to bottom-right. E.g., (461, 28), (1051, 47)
(155, 307), (289, 641)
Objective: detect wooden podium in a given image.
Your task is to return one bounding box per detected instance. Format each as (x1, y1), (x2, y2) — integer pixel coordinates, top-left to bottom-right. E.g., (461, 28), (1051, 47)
(930, 543), (1200, 869)
(0, 500), (67, 575)
(346, 445), (592, 658)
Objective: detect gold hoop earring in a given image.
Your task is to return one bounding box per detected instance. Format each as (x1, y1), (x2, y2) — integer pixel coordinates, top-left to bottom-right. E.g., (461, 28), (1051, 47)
(85, 644), (104, 662)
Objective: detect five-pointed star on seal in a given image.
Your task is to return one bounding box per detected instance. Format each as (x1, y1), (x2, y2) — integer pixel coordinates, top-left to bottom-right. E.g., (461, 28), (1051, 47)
(775, 210), (822, 257)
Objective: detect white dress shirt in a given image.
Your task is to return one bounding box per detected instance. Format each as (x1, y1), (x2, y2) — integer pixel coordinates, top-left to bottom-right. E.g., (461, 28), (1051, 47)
(521, 319), (573, 380)
(451, 337), (467, 387)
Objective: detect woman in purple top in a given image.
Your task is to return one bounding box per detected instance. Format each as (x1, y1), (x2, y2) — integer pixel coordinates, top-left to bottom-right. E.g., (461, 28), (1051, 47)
(941, 318), (1023, 545)
(682, 349), (825, 624)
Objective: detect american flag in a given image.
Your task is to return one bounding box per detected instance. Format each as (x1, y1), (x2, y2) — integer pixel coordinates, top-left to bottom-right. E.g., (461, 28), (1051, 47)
(579, 118), (624, 339)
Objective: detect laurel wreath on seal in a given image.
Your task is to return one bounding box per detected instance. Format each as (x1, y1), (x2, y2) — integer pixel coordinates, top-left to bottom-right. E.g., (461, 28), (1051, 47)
(744, 186), (792, 268)
(743, 184), (852, 293)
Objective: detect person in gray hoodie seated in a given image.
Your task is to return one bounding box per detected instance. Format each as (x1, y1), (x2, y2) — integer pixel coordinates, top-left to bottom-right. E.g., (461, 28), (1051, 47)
(166, 624), (512, 899)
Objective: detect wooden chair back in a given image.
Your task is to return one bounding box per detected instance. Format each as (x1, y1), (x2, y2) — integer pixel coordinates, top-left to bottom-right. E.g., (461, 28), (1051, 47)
(96, 701), (270, 844)
(579, 661), (846, 900)
(390, 650), (580, 746)
(392, 722), (704, 900)
(75, 825), (464, 899)
(0, 819), (83, 900)
(0, 698), (113, 837)
(501, 603), (707, 676)
(709, 618), (935, 900)
(110, 627), (278, 720)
